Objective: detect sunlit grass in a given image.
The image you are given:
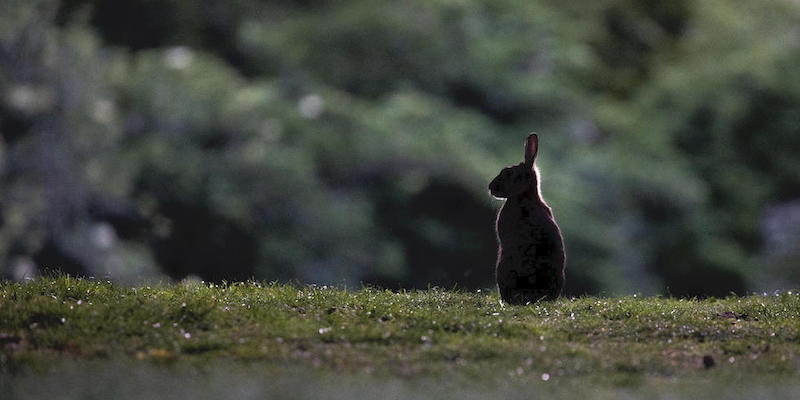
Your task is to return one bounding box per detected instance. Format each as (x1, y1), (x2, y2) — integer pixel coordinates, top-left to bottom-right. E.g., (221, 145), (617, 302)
(1, 277), (799, 391)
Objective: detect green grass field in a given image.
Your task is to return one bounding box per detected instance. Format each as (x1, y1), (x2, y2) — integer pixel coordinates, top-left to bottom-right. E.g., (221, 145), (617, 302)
(1, 277), (799, 399)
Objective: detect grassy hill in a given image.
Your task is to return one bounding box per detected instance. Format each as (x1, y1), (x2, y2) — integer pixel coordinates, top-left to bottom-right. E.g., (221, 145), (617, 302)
(1, 277), (800, 398)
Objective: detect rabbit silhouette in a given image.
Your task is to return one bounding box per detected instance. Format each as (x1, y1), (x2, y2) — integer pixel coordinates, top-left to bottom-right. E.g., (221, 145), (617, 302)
(489, 133), (565, 304)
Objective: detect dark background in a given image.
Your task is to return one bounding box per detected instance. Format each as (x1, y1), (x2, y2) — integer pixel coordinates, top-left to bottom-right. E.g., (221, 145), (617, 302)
(2, 0), (800, 296)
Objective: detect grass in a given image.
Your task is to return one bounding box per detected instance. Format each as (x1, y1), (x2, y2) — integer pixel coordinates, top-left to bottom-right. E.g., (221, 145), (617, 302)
(1, 277), (800, 398)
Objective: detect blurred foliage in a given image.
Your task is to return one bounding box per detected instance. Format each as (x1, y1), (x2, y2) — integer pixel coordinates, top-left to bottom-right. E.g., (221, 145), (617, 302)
(1, 0), (800, 295)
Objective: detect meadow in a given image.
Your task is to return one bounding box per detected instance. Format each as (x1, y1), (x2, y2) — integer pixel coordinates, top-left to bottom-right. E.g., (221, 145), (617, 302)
(1, 277), (799, 399)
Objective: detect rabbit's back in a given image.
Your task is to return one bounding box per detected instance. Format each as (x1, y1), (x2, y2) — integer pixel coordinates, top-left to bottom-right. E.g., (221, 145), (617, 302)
(496, 196), (565, 303)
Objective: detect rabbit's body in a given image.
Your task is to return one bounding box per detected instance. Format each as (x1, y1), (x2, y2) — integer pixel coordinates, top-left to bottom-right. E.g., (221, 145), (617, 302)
(490, 134), (565, 304)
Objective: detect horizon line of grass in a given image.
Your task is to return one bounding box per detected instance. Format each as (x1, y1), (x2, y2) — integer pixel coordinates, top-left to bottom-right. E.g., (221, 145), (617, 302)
(1, 276), (799, 383)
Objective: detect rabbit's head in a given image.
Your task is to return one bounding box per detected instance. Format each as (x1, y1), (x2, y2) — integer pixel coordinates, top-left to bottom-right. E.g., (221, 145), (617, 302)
(488, 133), (539, 199)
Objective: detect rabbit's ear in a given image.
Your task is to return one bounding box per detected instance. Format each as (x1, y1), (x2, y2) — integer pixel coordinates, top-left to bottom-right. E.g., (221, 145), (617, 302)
(524, 133), (539, 167)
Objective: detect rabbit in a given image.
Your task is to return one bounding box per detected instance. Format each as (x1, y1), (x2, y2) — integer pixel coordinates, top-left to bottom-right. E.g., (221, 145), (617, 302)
(489, 133), (565, 304)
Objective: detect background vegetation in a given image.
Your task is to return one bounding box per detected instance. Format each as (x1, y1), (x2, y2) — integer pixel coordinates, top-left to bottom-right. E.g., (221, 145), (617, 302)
(2, 0), (800, 296)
